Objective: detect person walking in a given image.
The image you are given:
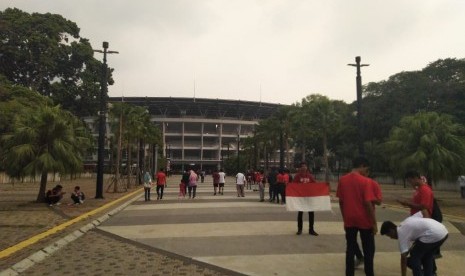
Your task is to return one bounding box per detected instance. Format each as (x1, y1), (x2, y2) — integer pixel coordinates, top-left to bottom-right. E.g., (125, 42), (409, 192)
(212, 169), (220, 195)
(458, 175), (465, 199)
(380, 212), (448, 276)
(236, 171), (247, 197)
(218, 169), (226, 195)
(258, 170), (266, 202)
(336, 156), (378, 276)
(155, 168), (167, 200)
(143, 171), (152, 201)
(457, 175), (465, 198)
(267, 167), (278, 202)
(293, 162), (319, 235)
(188, 169), (198, 199)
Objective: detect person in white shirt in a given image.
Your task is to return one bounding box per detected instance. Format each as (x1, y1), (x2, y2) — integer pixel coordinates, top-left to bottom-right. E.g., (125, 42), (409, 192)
(457, 175), (465, 198)
(218, 169), (226, 195)
(380, 212), (448, 276)
(235, 172), (247, 197)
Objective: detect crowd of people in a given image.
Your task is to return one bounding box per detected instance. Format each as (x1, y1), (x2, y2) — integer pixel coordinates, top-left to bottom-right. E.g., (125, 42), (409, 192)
(44, 158), (449, 275)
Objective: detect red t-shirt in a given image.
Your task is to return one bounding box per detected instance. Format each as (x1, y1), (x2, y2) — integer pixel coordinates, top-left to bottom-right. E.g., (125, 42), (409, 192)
(411, 184), (433, 216)
(156, 172), (166, 185)
(276, 173), (286, 184)
(336, 172), (376, 229)
(293, 171), (316, 184)
(212, 172), (220, 184)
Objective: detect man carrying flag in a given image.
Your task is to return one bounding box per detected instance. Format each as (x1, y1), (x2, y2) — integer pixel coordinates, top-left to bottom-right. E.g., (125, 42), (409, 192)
(286, 162), (331, 236)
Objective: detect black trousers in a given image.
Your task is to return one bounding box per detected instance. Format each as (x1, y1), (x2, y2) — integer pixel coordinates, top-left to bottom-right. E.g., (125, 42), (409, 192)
(156, 185), (164, 199)
(345, 227), (375, 276)
(278, 184), (286, 203)
(297, 211), (315, 231)
(407, 235), (448, 276)
(144, 188), (151, 201)
(188, 186), (197, 198)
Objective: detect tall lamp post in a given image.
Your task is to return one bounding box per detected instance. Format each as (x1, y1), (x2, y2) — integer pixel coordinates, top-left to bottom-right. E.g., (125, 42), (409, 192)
(94, 41), (119, 199)
(236, 127), (241, 173)
(348, 56), (369, 156)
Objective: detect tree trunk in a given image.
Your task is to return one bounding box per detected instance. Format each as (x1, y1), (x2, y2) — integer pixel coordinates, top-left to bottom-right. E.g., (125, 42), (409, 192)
(36, 171), (48, 203)
(127, 141), (132, 189)
(285, 135), (291, 169)
(323, 133), (329, 183)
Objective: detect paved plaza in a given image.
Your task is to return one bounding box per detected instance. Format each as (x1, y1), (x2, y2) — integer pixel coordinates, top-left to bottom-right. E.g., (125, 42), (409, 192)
(1, 177), (465, 276)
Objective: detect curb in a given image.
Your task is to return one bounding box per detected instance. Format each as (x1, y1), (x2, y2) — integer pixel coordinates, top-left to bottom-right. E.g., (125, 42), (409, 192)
(0, 189), (144, 276)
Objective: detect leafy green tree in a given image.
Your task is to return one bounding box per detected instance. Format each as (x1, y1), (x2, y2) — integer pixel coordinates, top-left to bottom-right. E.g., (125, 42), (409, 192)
(300, 94), (341, 181)
(363, 58), (465, 145)
(385, 112), (465, 185)
(0, 8), (113, 116)
(2, 104), (90, 202)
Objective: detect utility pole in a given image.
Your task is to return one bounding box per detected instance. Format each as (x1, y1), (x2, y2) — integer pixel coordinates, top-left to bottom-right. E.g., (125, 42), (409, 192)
(348, 56), (369, 156)
(94, 41), (119, 199)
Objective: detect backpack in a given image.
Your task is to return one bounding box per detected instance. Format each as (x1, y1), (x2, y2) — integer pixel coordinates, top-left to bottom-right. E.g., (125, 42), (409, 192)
(431, 198), (443, 222)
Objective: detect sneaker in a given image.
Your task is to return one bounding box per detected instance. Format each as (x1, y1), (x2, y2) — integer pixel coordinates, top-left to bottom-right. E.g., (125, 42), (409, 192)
(296, 230), (302, 235)
(55, 202), (61, 206)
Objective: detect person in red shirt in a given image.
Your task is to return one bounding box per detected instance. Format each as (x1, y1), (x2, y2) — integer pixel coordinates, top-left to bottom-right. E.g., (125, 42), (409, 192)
(212, 169), (220, 196)
(398, 170), (440, 274)
(354, 175), (383, 267)
(398, 170), (433, 218)
(293, 162), (319, 235)
(276, 169), (290, 204)
(337, 156), (378, 276)
(155, 168), (167, 200)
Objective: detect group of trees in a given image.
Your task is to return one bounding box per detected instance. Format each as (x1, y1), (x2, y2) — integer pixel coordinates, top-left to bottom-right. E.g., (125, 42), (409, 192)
(107, 102), (162, 192)
(2, 7), (465, 205)
(0, 8), (162, 201)
(240, 59), (465, 185)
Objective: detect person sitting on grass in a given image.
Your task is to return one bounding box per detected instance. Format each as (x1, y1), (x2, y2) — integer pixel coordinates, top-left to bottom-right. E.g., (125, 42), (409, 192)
(45, 184), (65, 206)
(71, 186), (85, 205)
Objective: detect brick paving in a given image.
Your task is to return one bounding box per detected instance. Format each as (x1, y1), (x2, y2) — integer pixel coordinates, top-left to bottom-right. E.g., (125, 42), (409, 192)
(1, 176), (464, 275)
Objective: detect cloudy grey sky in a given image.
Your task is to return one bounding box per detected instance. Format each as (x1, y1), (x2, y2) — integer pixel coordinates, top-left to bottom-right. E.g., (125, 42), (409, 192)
(2, 0), (465, 105)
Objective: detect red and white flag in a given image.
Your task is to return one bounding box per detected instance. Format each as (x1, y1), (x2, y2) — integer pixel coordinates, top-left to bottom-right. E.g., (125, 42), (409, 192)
(285, 182), (331, 212)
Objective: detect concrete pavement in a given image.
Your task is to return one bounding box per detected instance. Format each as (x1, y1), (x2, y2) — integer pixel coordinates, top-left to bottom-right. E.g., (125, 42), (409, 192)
(2, 177), (465, 275)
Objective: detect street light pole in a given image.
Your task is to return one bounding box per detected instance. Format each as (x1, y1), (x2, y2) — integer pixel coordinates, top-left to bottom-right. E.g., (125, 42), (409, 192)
(348, 56), (369, 156)
(237, 130), (240, 173)
(94, 41), (119, 199)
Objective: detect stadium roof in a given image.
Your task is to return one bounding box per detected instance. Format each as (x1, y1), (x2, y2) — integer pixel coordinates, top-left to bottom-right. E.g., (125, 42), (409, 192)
(109, 97), (284, 121)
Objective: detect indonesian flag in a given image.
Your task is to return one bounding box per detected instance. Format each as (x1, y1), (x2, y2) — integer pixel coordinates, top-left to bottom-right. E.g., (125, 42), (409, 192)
(285, 182), (332, 212)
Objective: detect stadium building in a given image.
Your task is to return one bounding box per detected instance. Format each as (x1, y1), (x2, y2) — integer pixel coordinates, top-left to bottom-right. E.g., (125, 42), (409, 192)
(85, 97), (283, 173)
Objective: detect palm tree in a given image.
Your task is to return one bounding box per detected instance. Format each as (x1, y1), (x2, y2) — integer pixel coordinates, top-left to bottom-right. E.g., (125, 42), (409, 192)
(2, 105), (90, 202)
(385, 112), (465, 185)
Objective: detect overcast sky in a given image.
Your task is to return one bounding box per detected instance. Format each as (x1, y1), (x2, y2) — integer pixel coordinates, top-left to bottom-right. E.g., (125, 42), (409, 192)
(2, 0), (465, 105)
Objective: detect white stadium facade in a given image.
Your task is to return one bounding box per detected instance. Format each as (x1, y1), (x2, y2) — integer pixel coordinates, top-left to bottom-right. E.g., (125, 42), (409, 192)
(85, 97), (283, 173)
